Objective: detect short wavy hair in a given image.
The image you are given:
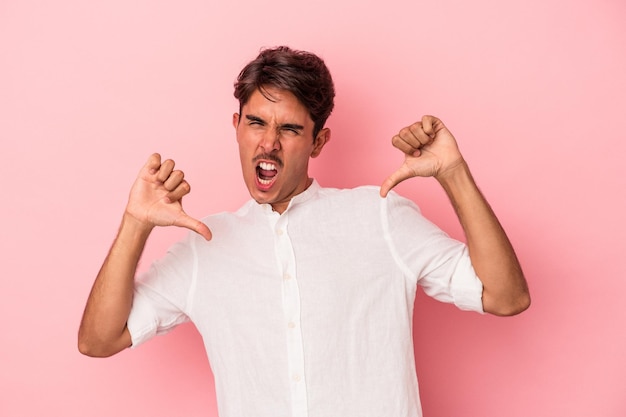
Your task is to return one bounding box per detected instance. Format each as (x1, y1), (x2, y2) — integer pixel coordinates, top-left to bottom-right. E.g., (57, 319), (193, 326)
(234, 46), (335, 138)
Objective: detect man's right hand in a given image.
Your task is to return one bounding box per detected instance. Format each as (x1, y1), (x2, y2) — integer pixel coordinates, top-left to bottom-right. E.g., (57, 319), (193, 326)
(126, 153), (212, 240)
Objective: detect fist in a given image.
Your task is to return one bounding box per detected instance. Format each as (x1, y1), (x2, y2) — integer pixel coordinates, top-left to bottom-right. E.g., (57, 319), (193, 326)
(380, 116), (464, 197)
(126, 153), (212, 240)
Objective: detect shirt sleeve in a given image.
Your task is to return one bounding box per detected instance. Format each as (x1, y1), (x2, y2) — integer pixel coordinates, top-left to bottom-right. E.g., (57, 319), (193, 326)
(127, 232), (199, 348)
(382, 191), (484, 313)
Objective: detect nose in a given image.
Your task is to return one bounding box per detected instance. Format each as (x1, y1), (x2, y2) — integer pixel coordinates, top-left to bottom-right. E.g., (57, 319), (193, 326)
(259, 129), (281, 153)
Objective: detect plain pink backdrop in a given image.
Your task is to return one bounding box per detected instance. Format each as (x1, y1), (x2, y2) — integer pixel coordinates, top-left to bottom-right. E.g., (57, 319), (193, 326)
(1, 0), (625, 416)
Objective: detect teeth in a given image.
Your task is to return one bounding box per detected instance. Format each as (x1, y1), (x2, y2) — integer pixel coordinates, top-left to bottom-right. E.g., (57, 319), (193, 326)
(259, 178), (271, 185)
(259, 162), (277, 171)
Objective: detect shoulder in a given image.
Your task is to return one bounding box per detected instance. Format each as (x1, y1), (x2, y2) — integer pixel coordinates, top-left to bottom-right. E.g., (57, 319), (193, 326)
(316, 185), (420, 212)
(183, 200), (259, 245)
(316, 185), (384, 203)
(301, 185), (422, 225)
(203, 199), (257, 221)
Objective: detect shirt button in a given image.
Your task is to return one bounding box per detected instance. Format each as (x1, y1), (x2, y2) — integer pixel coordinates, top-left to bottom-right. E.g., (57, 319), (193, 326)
(283, 273), (291, 281)
(287, 321), (296, 329)
(292, 374), (301, 382)
(276, 229), (284, 236)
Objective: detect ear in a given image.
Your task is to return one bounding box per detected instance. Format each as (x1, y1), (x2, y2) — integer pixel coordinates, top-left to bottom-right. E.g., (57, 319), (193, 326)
(311, 128), (331, 158)
(232, 113), (240, 128)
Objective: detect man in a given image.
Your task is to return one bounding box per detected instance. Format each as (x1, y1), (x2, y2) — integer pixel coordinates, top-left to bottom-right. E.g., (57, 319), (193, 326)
(78, 46), (529, 417)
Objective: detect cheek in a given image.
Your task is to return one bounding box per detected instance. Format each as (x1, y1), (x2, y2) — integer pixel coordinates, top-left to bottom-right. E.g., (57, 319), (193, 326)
(238, 131), (262, 150)
(237, 135), (255, 155)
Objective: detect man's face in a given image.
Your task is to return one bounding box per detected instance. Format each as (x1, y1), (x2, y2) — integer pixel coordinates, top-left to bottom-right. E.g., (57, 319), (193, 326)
(233, 87), (330, 214)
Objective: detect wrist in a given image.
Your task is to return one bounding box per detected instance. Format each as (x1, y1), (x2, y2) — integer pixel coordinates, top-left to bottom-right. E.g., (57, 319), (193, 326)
(435, 159), (471, 187)
(436, 160), (486, 217)
(120, 212), (154, 240)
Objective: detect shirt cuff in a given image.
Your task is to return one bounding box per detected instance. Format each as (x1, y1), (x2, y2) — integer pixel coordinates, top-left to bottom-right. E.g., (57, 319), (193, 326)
(126, 293), (159, 348)
(451, 255), (485, 313)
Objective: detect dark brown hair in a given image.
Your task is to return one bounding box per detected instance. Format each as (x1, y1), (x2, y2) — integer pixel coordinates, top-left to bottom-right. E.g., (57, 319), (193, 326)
(234, 46), (335, 138)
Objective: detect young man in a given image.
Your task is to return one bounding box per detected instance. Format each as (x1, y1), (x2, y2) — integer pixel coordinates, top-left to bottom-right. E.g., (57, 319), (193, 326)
(78, 46), (529, 417)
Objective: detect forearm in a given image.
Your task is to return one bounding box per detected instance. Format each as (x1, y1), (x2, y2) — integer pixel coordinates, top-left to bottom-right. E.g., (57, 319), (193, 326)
(437, 161), (530, 316)
(78, 214), (153, 356)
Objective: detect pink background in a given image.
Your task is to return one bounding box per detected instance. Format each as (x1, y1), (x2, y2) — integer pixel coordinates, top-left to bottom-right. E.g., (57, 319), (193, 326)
(1, 0), (625, 415)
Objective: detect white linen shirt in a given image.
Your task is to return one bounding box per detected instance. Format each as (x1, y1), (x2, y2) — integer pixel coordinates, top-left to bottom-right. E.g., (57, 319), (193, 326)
(127, 181), (484, 417)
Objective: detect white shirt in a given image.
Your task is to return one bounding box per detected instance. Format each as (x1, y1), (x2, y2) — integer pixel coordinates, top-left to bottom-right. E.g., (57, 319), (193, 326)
(127, 181), (484, 417)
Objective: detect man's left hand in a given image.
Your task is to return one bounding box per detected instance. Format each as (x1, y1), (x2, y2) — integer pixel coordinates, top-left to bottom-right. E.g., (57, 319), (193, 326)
(380, 115), (465, 197)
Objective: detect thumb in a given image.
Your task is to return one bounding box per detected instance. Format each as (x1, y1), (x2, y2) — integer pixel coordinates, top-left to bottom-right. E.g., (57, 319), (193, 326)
(380, 166), (413, 198)
(175, 213), (213, 241)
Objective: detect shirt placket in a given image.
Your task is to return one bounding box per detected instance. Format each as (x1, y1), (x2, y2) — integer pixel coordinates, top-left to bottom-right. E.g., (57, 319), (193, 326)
(273, 212), (308, 417)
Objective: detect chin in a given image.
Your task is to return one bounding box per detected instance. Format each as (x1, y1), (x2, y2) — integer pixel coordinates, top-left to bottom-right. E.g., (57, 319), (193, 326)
(247, 186), (275, 205)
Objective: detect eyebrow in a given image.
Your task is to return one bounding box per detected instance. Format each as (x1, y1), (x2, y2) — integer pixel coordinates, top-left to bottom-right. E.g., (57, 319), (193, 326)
(245, 115), (304, 132)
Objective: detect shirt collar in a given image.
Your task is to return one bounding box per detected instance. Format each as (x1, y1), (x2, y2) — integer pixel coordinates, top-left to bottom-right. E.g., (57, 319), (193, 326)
(288, 179), (320, 208)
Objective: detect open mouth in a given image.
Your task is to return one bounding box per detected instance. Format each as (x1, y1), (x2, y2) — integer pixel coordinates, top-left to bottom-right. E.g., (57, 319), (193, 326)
(256, 161), (278, 186)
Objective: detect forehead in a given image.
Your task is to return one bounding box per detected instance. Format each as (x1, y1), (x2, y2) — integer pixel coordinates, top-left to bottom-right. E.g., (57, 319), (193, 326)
(243, 87), (313, 123)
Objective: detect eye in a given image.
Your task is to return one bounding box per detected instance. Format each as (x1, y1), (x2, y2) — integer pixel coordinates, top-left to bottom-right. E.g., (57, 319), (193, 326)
(282, 127), (301, 136)
(245, 116), (265, 127)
